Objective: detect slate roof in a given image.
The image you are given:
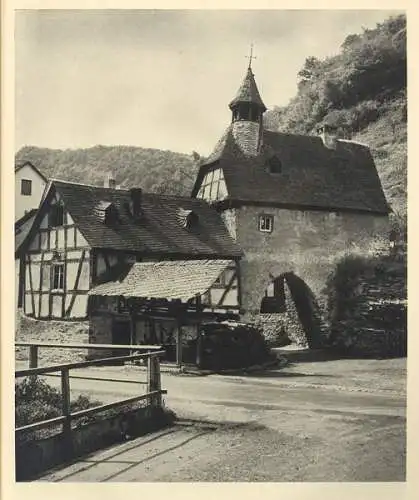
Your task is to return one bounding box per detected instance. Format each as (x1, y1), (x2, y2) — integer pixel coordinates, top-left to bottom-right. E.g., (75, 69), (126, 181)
(229, 67), (267, 112)
(192, 127), (390, 214)
(32, 180), (241, 257)
(89, 259), (231, 301)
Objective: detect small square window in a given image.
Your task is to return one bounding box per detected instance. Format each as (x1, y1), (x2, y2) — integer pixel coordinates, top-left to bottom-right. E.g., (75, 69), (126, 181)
(259, 215), (274, 233)
(21, 179), (32, 196)
(51, 263), (65, 290)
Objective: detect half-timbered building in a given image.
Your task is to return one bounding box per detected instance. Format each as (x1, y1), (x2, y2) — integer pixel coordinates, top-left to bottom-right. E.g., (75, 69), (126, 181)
(17, 179), (242, 324)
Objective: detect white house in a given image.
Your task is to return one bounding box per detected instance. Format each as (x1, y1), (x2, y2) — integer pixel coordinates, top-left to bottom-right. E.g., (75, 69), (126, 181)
(15, 161), (48, 221)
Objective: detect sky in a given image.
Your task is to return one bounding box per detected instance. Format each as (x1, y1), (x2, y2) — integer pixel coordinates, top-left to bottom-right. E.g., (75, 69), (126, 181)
(15, 9), (403, 156)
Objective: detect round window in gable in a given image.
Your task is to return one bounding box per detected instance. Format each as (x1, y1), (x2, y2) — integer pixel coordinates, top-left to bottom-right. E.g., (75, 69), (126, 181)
(266, 155), (282, 174)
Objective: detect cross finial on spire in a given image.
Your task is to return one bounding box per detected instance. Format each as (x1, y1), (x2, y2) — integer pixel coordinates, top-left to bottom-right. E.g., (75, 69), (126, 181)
(245, 43), (256, 69)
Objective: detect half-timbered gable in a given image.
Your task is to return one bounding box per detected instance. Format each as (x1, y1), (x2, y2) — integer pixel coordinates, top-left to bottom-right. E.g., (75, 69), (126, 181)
(22, 186), (91, 319)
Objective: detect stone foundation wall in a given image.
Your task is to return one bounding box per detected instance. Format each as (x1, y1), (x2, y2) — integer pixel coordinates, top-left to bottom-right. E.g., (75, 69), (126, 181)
(249, 313), (289, 347)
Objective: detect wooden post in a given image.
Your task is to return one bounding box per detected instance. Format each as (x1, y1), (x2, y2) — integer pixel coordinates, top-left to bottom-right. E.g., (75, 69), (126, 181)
(147, 355), (152, 392)
(175, 322), (182, 367)
(29, 345), (38, 369)
(153, 356), (162, 408)
(195, 295), (203, 368)
(129, 313), (135, 358)
(147, 355), (161, 407)
(61, 368), (73, 458)
(196, 325), (203, 369)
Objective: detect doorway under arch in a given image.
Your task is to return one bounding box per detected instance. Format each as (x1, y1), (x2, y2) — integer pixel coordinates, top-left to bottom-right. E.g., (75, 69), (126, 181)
(260, 272), (322, 349)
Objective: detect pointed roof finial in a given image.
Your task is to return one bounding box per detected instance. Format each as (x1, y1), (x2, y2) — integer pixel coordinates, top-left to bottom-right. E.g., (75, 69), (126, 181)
(245, 43), (256, 69)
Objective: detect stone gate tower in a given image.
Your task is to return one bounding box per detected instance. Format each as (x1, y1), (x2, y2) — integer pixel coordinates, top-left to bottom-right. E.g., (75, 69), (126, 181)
(192, 63), (390, 347)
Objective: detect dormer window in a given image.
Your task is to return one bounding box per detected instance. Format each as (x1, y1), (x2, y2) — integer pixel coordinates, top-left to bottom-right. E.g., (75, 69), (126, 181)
(177, 208), (199, 229)
(94, 201), (118, 225)
(266, 155), (282, 174)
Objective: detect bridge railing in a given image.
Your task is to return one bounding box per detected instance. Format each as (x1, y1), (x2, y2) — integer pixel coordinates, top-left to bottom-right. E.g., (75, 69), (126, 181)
(15, 343), (166, 443)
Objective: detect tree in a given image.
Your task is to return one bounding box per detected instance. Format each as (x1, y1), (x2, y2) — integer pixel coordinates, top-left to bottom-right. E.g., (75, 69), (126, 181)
(297, 56), (322, 85)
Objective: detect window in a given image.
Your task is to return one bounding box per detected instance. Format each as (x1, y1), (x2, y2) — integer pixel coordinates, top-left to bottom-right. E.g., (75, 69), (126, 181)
(266, 156), (282, 174)
(197, 168), (228, 202)
(49, 203), (65, 227)
(21, 179), (32, 196)
(259, 215), (274, 233)
(51, 264), (64, 290)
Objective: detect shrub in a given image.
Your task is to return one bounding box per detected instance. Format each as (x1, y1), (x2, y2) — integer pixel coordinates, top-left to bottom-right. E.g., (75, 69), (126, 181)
(15, 377), (100, 428)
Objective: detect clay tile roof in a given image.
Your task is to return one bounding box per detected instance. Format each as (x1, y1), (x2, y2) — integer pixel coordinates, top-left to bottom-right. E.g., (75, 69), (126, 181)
(192, 128), (390, 215)
(88, 259), (231, 301)
(50, 180), (241, 258)
(229, 67), (267, 112)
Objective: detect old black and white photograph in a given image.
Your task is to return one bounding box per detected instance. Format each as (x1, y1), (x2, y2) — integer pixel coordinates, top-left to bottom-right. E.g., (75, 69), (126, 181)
(8, 7), (408, 486)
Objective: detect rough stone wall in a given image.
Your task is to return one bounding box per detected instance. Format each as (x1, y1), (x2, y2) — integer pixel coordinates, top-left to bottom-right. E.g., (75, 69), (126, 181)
(249, 313), (289, 347)
(283, 278), (309, 348)
(231, 121), (261, 156)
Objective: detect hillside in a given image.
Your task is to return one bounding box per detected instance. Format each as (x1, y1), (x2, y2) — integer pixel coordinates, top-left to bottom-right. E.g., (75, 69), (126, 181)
(15, 145), (197, 196)
(264, 14), (407, 232)
(16, 15), (406, 234)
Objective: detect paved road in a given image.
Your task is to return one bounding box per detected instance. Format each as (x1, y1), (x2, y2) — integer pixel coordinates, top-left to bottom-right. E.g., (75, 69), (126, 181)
(35, 360), (406, 481)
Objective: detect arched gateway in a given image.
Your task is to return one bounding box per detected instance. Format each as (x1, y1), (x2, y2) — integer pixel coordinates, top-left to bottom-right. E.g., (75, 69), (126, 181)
(260, 272), (322, 349)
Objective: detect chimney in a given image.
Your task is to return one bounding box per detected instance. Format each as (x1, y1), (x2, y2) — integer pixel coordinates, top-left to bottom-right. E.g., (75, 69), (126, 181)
(130, 188), (142, 217)
(317, 124), (338, 149)
(104, 174), (117, 189)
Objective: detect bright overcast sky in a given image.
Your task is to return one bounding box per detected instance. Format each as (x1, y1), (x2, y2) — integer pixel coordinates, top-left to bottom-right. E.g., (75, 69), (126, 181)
(15, 9), (402, 155)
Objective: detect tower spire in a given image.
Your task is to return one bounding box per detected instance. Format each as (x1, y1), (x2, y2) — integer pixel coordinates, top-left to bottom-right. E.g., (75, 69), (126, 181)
(245, 43), (256, 69)
(229, 54), (266, 156)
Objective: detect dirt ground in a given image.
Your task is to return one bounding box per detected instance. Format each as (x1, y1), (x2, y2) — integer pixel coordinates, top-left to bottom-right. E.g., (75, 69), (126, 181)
(42, 410), (405, 482)
(37, 357), (406, 482)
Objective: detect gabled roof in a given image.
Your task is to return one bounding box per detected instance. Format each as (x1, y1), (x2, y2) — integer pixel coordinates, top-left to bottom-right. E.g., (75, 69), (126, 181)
(22, 180), (242, 258)
(229, 67), (267, 112)
(192, 127), (390, 215)
(89, 259), (231, 301)
(15, 161), (48, 182)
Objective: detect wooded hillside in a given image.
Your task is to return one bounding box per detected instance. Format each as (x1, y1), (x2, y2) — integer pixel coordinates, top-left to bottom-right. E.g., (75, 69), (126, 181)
(16, 14), (406, 230)
(15, 145), (198, 196)
(264, 14), (406, 227)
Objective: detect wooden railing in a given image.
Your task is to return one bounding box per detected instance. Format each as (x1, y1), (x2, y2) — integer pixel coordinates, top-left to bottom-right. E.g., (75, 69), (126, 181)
(15, 343), (167, 442)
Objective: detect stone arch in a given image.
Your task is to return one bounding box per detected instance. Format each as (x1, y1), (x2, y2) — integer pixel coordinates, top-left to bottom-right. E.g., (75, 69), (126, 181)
(258, 272), (323, 349)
